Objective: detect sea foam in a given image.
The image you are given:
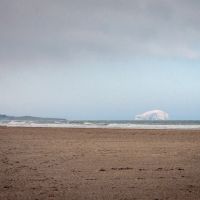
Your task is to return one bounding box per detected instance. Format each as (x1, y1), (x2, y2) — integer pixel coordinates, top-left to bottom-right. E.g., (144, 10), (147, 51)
(1, 120), (200, 129)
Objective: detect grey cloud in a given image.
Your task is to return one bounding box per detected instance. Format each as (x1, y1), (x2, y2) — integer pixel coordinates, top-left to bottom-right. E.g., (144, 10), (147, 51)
(1, 0), (200, 65)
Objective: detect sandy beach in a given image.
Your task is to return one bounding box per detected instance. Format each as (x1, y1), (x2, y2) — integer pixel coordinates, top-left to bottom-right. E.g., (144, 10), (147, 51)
(1, 127), (200, 200)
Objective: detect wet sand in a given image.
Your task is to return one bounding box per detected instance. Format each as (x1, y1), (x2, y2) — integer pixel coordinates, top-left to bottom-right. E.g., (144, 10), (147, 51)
(1, 127), (200, 200)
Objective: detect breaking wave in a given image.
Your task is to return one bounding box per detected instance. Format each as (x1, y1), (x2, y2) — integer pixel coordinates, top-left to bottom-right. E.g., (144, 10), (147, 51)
(1, 120), (200, 129)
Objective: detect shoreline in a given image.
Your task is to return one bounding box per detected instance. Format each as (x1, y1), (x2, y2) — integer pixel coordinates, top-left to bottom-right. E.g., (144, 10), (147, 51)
(1, 125), (200, 130)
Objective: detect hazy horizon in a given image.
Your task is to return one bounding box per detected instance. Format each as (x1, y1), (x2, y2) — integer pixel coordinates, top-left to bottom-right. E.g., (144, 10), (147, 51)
(1, 0), (200, 120)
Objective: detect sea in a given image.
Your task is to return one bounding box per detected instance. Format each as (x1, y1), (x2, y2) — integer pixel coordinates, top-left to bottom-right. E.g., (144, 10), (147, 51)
(1, 120), (200, 129)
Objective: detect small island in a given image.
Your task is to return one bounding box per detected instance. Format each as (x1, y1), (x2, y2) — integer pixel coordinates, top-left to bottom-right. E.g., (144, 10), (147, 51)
(135, 110), (169, 120)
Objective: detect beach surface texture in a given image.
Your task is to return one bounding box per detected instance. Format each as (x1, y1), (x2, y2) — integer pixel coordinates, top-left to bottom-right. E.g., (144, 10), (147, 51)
(1, 127), (200, 200)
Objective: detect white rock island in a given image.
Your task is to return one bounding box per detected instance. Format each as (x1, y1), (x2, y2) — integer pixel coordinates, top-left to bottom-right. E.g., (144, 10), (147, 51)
(135, 110), (169, 120)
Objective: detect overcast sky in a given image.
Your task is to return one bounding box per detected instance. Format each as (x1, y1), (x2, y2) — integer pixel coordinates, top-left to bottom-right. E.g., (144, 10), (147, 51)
(0, 0), (200, 120)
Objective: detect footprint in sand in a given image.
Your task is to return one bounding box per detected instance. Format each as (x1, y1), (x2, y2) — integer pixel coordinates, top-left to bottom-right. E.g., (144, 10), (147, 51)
(111, 167), (133, 171)
(99, 168), (106, 172)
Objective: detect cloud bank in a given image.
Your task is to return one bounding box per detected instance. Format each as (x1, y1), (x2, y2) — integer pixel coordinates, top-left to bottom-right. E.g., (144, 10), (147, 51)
(0, 0), (200, 66)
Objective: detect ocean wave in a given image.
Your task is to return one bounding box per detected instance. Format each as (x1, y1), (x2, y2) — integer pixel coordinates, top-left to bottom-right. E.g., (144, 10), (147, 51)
(1, 120), (200, 129)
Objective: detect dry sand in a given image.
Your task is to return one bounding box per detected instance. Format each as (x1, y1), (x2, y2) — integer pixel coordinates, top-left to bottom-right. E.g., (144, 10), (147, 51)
(1, 127), (200, 200)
